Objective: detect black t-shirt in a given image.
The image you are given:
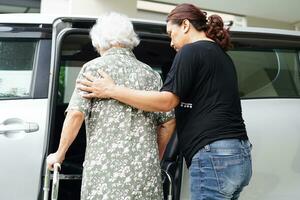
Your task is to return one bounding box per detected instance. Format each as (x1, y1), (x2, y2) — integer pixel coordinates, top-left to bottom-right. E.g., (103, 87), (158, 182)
(161, 40), (248, 167)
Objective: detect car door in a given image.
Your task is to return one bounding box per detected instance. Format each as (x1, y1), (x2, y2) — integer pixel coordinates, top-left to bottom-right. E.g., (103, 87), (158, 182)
(44, 18), (95, 200)
(232, 31), (300, 200)
(0, 24), (51, 200)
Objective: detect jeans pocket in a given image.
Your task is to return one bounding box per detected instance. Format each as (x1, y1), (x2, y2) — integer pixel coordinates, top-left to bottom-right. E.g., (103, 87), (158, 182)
(210, 153), (251, 196)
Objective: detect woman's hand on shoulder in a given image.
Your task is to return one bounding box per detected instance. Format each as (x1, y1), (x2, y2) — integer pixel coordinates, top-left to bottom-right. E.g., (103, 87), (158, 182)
(76, 70), (115, 99)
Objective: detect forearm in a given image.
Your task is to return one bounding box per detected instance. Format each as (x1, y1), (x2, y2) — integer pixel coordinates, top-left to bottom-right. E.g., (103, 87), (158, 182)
(109, 86), (178, 112)
(157, 119), (176, 160)
(56, 110), (84, 157)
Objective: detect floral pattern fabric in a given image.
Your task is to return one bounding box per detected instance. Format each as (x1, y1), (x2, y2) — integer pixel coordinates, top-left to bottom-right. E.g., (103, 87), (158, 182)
(67, 47), (174, 200)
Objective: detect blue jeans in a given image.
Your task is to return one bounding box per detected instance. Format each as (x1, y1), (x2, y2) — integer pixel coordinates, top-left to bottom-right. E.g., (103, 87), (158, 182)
(189, 139), (252, 200)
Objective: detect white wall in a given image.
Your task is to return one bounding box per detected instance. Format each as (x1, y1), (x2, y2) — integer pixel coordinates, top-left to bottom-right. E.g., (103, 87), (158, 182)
(41, 0), (137, 17)
(40, 0), (297, 30)
(70, 0), (137, 17)
(247, 16), (294, 30)
(41, 0), (71, 14)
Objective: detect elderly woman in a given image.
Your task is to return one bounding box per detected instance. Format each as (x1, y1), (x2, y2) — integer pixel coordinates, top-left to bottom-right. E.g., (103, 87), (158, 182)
(47, 12), (175, 200)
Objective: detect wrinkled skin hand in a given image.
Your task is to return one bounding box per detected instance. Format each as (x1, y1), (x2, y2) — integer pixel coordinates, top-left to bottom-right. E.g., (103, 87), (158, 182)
(77, 70), (115, 99)
(46, 152), (65, 170)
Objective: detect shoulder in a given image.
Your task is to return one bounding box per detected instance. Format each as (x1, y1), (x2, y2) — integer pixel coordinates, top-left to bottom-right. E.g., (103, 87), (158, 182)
(136, 60), (161, 79)
(82, 57), (107, 72)
(173, 43), (200, 65)
(177, 42), (204, 58)
(182, 41), (215, 52)
(179, 43), (194, 54)
(135, 61), (163, 89)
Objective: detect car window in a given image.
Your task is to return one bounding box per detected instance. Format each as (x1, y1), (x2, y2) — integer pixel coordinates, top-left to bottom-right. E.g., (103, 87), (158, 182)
(58, 36), (300, 101)
(0, 39), (37, 99)
(57, 34), (95, 104)
(58, 61), (85, 104)
(228, 49), (300, 98)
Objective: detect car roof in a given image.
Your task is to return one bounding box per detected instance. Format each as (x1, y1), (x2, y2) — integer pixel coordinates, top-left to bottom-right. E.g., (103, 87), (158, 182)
(0, 13), (299, 37)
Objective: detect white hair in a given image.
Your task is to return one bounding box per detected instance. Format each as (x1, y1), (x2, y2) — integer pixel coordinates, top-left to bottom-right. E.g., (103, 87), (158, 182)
(90, 12), (140, 51)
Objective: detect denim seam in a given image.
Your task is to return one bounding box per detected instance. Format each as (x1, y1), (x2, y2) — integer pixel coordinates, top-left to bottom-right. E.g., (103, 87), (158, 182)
(199, 156), (206, 200)
(209, 155), (242, 197)
(209, 155), (224, 195)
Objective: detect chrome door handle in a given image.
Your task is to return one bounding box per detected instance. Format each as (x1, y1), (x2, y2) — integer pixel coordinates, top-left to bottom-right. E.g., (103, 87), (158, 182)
(0, 118), (39, 134)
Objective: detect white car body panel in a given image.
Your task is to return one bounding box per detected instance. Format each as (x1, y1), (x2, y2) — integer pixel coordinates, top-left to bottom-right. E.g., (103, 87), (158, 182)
(180, 99), (300, 200)
(0, 99), (48, 200)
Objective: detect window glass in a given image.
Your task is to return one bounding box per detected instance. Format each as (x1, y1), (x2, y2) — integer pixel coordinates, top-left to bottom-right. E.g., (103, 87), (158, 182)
(58, 34), (95, 104)
(58, 61), (85, 104)
(228, 49), (300, 98)
(0, 40), (37, 98)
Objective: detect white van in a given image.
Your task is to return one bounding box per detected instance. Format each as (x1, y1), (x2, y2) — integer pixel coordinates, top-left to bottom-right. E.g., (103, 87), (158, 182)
(0, 14), (299, 200)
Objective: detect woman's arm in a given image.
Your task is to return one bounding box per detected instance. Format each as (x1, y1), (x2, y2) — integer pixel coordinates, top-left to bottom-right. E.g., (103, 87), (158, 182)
(110, 86), (178, 112)
(77, 70), (180, 112)
(46, 110), (84, 170)
(157, 119), (176, 160)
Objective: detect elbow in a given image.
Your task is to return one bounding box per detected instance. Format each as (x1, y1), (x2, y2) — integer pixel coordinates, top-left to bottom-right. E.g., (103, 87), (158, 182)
(160, 102), (174, 112)
(160, 92), (179, 112)
(159, 92), (179, 112)
(66, 110), (85, 122)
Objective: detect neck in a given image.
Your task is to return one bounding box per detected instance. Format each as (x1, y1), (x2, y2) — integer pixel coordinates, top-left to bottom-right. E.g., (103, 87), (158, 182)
(99, 44), (125, 55)
(188, 31), (214, 43)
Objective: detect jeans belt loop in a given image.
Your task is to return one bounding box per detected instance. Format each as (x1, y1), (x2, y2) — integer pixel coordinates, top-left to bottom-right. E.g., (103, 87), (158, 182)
(240, 139), (244, 145)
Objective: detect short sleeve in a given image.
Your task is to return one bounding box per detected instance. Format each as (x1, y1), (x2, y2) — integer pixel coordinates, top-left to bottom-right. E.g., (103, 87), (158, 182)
(155, 110), (175, 125)
(65, 64), (92, 117)
(161, 45), (197, 100)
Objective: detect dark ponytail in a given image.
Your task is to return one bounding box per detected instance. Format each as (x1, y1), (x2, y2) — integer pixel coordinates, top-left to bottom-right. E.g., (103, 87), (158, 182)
(206, 15), (232, 51)
(167, 3), (232, 51)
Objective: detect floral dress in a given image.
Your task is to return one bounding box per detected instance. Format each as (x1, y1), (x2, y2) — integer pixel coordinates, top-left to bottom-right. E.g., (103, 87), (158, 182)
(66, 47), (174, 200)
